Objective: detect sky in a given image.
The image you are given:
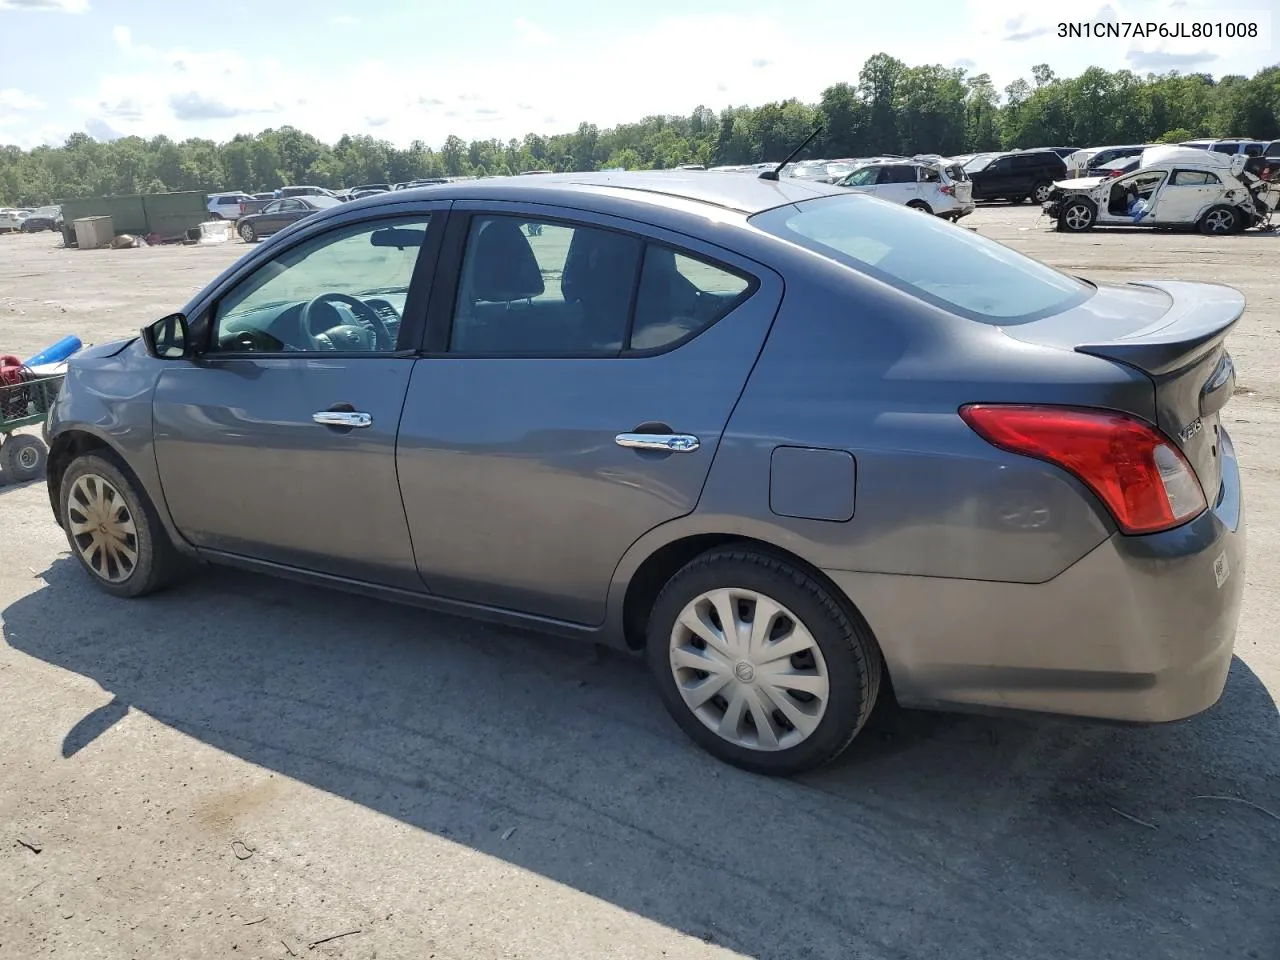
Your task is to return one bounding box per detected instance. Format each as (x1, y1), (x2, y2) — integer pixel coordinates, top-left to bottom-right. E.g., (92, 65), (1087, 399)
(0, 0), (1276, 150)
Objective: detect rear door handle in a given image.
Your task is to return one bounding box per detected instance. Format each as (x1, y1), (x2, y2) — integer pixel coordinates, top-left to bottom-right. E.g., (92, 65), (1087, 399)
(313, 411), (372, 428)
(615, 433), (700, 452)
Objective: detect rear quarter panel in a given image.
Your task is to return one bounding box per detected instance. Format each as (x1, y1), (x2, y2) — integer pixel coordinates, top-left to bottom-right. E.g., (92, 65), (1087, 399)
(689, 247), (1154, 584)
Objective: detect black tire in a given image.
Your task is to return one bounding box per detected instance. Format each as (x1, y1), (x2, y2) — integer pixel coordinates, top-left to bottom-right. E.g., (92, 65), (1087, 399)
(1057, 197), (1097, 232)
(59, 452), (183, 598)
(0, 434), (47, 483)
(1198, 205), (1240, 236)
(1031, 180), (1053, 203)
(646, 547), (882, 776)
(906, 200), (933, 215)
(238, 221), (257, 242)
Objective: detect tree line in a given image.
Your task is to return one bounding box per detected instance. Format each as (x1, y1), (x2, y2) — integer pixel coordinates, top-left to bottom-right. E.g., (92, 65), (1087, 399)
(1, 53), (1277, 207)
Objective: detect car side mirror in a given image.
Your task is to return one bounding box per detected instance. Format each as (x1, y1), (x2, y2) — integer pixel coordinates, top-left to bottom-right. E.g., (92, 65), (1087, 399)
(142, 312), (193, 360)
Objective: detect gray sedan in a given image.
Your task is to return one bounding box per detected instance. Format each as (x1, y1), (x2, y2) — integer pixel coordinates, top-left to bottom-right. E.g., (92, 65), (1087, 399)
(43, 172), (1247, 775)
(235, 195), (341, 242)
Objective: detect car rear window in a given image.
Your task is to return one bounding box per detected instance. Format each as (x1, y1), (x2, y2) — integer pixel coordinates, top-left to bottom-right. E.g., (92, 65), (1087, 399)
(751, 193), (1091, 324)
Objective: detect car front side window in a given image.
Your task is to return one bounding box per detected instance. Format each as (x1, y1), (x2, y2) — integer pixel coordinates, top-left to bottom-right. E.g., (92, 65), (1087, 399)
(209, 217), (431, 355)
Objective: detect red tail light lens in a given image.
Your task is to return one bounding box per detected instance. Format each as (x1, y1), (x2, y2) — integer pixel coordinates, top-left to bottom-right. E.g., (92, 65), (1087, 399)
(959, 404), (1207, 535)
(939, 184), (954, 195)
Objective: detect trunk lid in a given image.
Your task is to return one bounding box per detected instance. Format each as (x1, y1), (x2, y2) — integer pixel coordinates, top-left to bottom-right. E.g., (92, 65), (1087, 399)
(1001, 280), (1243, 504)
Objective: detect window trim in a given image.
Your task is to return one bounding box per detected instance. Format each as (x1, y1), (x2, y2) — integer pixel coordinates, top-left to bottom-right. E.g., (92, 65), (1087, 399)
(427, 209), (760, 361)
(196, 209), (446, 360)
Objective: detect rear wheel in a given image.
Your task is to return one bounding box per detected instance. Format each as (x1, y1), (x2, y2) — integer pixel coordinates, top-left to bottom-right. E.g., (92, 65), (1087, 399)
(238, 221), (257, 242)
(1199, 205), (1240, 236)
(1057, 198), (1097, 232)
(60, 453), (183, 598)
(647, 547), (882, 776)
(0, 435), (47, 483)
(906, 200), (933, 215)
(1031, 180), (1053, 203)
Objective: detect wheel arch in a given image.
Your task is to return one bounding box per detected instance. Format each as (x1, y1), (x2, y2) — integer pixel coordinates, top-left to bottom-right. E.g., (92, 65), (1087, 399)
(613, 527), (894, 699)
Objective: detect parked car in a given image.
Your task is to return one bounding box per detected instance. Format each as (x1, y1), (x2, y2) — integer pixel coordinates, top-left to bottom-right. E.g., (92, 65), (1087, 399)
(1092, 157), (1140, 178)
(252, 192), (277, 200)
(1065, 145), (1153, 178)
(352, 183), (392, 194)
(234, 195), (341, 241)
(964, 149), (1066, 203)
(0, 208), (31, 232)
(20, 205), (60, 231)
(785, 160), (857, 184)
(279, 185), (338, 199)
(1033, 146), (1083, 159)
(207, 192), (254, 219)
(1044, 145), (1272, 234)
(833, 158), (974, 220)
(43, 171), (1247, 776)
(1178, 139), (1268, 156)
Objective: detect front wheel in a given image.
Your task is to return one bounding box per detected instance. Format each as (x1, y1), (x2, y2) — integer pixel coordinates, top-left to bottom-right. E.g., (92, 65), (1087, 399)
(1199, 205), (1240, 236)
(238, 221), (257, 242)
(647, 548), (882, 776)
(60, 453), (183, 598)
(1057, 198), (1097, 232)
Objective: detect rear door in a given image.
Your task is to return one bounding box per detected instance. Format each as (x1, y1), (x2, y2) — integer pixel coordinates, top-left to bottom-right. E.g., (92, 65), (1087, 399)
(1153, 169), (1224, 224)
(396, 205), (784, 624)
(945, 164), (973, 204)
(876, 165), (922, 206)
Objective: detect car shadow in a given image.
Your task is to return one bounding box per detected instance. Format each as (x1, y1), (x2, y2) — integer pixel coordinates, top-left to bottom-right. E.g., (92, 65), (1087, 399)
(4, 557), (1278, 959)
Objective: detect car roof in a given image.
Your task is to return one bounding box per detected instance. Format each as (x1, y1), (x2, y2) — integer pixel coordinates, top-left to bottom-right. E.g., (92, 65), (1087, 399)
(363, 170), (844, 215)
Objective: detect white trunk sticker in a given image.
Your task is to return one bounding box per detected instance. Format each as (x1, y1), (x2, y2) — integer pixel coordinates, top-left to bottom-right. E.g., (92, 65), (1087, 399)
(1214, 551), (1230, 589)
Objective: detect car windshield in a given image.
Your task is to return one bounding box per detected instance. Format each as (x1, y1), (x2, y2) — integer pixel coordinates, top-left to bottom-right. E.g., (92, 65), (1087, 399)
(751, 193), (1092, 324)
(963, 154), (997, 173)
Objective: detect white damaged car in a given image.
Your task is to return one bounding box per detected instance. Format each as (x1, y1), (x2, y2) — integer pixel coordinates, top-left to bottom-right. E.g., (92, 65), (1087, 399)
(1042, 145), (1276, 235)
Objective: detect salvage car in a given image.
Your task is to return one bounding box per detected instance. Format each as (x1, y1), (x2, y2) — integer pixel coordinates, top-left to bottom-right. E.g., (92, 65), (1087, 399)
(234, 195), (341, 241)
(19, 205), (61, 232)
(1043, 145), (1274, 234)
(833, 158), (974, 220)
(44, 171), (1247, 776)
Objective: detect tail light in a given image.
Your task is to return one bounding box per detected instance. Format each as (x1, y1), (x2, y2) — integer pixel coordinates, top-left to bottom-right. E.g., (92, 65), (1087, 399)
(239, 201), (247, 215)
(959, 404), (1206, 534)
(939, 184), (954, 196)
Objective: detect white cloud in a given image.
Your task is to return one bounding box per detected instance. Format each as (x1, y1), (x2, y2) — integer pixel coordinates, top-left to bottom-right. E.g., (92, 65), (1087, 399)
(0, 88), (45, 110)
(112, 25), (131, 50)
(330, 14), (359, 26)
(0, 0), (89, 10)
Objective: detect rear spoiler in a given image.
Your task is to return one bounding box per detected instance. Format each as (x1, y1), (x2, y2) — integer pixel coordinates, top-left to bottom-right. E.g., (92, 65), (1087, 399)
(1074, 280), (1244, 376)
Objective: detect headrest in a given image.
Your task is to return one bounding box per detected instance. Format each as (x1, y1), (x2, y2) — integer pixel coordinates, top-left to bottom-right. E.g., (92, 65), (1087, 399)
(561, 228), (641, 305)
(470, 220), (545, 302)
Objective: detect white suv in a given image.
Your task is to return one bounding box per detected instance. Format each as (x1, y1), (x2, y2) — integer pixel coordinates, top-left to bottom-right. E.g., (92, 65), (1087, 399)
(833, 159), (975, 220)
(207, 192), (253, 219)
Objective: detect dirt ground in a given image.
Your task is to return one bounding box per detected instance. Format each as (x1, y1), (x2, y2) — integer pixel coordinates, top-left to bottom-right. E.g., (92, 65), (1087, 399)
(0, 209), (1277, 960)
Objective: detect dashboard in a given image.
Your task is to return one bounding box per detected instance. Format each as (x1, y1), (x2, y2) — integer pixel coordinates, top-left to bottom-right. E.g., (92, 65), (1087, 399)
(216, 293), (407, 353)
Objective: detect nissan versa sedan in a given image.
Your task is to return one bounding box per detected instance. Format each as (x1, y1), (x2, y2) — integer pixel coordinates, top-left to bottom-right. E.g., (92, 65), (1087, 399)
(44, 172), (1247, 776)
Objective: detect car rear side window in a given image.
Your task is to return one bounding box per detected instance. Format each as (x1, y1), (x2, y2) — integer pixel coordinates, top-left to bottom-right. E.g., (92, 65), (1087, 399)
(1170, 170), (1220, 186)
(629, 246), (751, 352)
(753, 193), (1090, 324)
(450, 216), (642, 355)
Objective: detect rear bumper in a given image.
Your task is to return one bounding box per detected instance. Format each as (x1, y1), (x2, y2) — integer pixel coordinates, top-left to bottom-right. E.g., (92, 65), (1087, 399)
(827, 428), (1246, 724)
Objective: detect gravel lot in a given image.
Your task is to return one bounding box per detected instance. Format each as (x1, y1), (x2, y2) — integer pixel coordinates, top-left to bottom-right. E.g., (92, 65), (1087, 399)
(1, 209), (1277, 960)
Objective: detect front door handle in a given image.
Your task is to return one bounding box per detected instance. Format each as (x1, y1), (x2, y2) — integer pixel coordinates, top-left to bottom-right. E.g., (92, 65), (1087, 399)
(615, 432), (700, 453)
(313, 410), (372, 428)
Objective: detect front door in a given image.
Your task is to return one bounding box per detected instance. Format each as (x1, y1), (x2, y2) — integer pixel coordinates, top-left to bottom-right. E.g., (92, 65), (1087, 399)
(1098, 170), (1168, 223)
(396, 207), (783, 624)
(152, 211), (440, 588)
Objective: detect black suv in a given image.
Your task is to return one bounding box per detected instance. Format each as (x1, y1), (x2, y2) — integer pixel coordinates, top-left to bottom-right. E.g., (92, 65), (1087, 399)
(964, 150), (1066, 203)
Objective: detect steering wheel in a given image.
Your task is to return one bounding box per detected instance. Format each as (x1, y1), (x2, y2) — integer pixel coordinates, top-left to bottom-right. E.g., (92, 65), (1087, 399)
(298, 292), (394, 350)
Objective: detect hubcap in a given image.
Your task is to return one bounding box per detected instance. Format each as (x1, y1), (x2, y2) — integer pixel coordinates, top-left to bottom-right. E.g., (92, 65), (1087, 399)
(1207, 211), (1233, 233)
(669, 588), (830, 752)
(66, 474), (138, 583)
(17, 446), (38, 469)
(1034, 185), (1051, 202)
(1066, 204), (1091, 229)
(240, 225), (253, 240)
